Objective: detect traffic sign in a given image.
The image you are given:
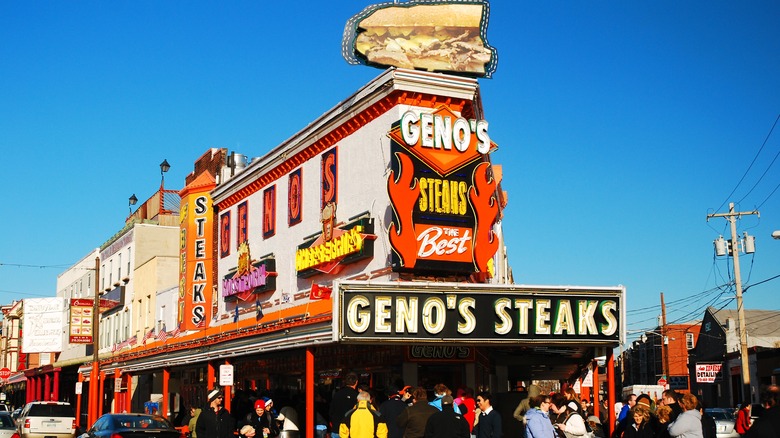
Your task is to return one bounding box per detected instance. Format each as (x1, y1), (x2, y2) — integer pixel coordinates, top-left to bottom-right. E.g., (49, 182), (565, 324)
(657, 377), (668, 387)
(0, 368), (11, 380)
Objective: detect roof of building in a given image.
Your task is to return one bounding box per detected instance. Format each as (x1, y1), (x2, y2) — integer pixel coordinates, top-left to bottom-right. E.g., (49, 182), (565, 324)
(709, 307), (780, 338)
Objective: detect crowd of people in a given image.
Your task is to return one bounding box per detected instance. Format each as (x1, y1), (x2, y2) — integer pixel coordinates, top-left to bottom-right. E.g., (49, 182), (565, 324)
(172, 379), (780, 438)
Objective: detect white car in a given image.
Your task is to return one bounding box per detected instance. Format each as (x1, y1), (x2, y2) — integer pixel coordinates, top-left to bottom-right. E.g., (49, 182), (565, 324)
(705, 408), (740, 438)
(16, 401), (77, 438)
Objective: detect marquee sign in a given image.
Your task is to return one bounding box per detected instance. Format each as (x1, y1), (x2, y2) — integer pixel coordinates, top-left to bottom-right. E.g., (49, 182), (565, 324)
(296, 216), (376, 278)
(334, 281), (624, 344)
(387, 104), (499, 276)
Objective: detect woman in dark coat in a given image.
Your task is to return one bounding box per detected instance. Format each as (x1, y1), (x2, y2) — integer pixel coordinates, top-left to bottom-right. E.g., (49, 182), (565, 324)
(240, 399), (279, 438)
(623, 405), (655, 438)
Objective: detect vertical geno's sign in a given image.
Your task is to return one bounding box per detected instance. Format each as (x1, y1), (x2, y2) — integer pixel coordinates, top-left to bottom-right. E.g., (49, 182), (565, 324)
(387, 104), (499, 275)
(179, 175), (215, 331)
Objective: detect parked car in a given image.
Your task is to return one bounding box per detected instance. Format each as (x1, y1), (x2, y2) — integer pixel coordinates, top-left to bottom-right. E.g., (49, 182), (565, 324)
(0, 412), (17, 438)
(704, 408), (739, 438)
(77, 413), (180, 438)
(16, 401), (76, 438)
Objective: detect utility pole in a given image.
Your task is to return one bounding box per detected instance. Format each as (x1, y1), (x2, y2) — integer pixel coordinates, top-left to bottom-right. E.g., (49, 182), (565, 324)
(661, 292), (669, 380)
(707, 202), (759, 403)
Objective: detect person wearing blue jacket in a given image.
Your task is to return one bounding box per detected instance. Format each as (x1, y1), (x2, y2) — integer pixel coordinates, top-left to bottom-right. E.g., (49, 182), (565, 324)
(525, 394), (557, 438)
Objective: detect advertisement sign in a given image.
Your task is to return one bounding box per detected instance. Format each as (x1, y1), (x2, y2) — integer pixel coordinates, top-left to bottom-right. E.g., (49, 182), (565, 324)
(222, 244), (277, 302)
(387, 104), (499, 276)
(695, 363), (723, 383)
(296, 216), (376, 278)
(22, 298), (65, 353)
(69, 298), (94, 344)
(179, 173), (216, 331)
(335, 282), (622, 344)
(343, 0), (498, 78)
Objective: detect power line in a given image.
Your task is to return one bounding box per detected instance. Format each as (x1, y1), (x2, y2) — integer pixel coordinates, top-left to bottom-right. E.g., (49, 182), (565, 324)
(716, 113), (780, 212)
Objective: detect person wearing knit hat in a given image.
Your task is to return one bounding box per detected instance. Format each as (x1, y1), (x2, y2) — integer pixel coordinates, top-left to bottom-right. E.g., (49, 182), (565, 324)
(239, 397), (278, 438)
(196, 387), (235, 438)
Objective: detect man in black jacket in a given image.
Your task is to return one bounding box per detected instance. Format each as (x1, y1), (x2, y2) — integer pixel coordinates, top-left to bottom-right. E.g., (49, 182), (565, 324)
(330, 372), (359, 435)
(745, 385), (780, 438)
(424, 395), (470, 438)
(196, 387), (235, 438)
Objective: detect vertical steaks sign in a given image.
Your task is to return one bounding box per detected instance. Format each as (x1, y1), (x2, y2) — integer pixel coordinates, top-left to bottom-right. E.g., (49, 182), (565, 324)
(334, 281), (623, 344)
(387, 104), (499, 275)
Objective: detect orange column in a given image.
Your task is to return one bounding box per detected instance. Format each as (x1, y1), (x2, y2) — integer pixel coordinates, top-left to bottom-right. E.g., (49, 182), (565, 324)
(113, 370), (122, 413)
(125, 373), (133, 413)
(162, 368), (170, 419)
(593, 360), (600, 419)
(306, 347), (314, 438)
(53, 370), (60, 401)
(98, 371), (106, 418)
(207, 362), (215, 390)
(607, 350), (616, 437)
(44, 373), (51, 401)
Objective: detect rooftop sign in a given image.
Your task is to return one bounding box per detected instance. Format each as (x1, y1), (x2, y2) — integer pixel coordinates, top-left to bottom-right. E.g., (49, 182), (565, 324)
(343, 0), (498, 78)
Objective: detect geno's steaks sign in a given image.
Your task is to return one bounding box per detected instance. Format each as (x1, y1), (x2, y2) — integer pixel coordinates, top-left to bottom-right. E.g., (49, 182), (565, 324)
(334, 281), (624, 344)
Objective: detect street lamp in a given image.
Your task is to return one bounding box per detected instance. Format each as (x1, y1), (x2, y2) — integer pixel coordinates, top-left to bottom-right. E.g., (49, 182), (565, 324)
(128, 194), (138, 214)
(160, 159), (170, 188)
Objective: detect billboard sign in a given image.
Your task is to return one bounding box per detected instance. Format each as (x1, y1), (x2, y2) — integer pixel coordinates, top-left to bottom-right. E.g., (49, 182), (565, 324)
(22, 298), (65, 353)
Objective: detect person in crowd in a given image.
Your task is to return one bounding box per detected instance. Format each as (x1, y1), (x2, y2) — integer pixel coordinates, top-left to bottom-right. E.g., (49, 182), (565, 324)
(339, 390), (388, 438)
(744, 384), (780, 438)
(697, 401), (716, 438)
(656, 405), (672, 438)
(423, 395), (469, 438)
(188, 406), (201, 438)
(623, 405), (654, 438)
(587, 415), (605, 438)
(615, 394), (637, 437)
(196, 388), (235, 438)
(380, 385), (412, 438)
(662, 391), (682, 424)
(735, 403), (751, 437)
(556, 401), (589, 437)
(397, 387), (437, 438)
(241, 399), (279, 438)
(667, 393), (703, 438)
(634, 394), (659, 434)
(473, 392), (501, 438)
(428, 384), (456, 412)
(525, 394), (557, 438)
(514, 384), (543, 430)
(454, 386), (477, 434)
(550, 393), (569, 426)
(330, 372), (360, 435)
(276, 406), (300, 434)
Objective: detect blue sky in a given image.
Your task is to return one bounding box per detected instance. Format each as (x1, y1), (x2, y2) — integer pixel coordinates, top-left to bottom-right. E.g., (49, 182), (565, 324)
(1, 1), (779, 347)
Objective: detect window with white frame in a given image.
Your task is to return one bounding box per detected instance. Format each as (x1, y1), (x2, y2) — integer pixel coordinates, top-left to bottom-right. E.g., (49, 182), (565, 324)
(686, 332), (695, 349)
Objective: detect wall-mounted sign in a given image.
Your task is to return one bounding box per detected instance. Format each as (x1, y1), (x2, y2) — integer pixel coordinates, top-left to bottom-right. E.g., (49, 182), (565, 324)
(180, 174), (216, 330)
(222, 242), (277, 302)
(22, 298), (65, 353)
(335, 282), (623, 344)
(387, 104), (499, 276)
(343, 0), (498, 78)
(296, 216), (376, 278)
(695, 363), (723, 383)
(406, 345), (474, 362)
(69, 298), (115, 344)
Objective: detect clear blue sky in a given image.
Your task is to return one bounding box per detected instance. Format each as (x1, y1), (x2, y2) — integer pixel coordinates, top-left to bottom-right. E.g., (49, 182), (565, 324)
(2, 1), (779, 347)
